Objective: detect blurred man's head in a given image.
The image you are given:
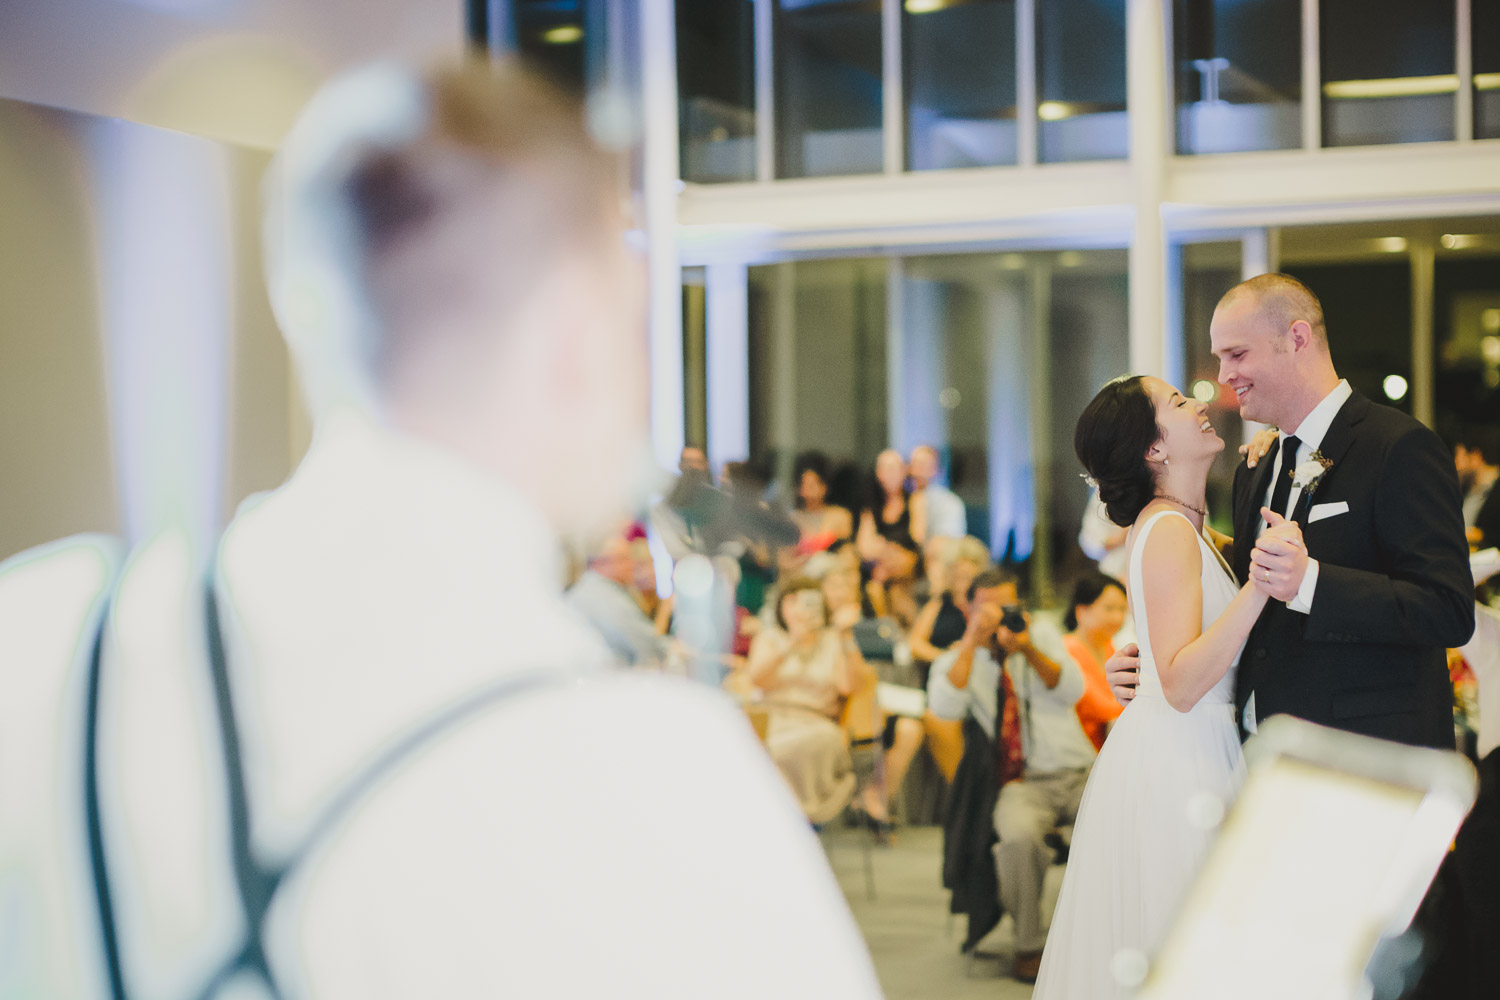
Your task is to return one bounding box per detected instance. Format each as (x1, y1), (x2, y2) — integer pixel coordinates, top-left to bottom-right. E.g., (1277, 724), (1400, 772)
(265, 59), (646, 534)
(680, 446), (709, 476)
(968, 569), (1019, 619)
(590, 534), (635, 587)
(909, 445), (940, 489)
(1454, 425), (1500, 492)
(1210, 273), (1338, 430)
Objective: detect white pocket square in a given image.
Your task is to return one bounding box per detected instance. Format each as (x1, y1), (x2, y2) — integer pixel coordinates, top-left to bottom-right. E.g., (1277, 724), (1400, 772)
(1309, 501), (1349, 523)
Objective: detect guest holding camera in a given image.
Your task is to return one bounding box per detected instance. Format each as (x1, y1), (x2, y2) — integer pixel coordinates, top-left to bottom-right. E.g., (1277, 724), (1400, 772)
(927, 570), (1094, 983)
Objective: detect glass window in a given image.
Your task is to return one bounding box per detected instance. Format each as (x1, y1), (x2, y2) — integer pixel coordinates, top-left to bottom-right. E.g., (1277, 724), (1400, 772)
(774, 0), (885, 178)
(678, 0), (757, 183)
(1284, 258), (1414, 414)
(904, 0), (1018, 170)
(1475, 0), (1500, 140)
(1036, 0), (1128, 162)
(1433, 244), (1500, 440)
(1180, 242), (1246, 530)
(747, 259), (889, 486)
(1320, 0), (1456, 147)
(1174, 0), (1300, 155)
(896, 250), (1128, 602)
(515, 0), (587, 94)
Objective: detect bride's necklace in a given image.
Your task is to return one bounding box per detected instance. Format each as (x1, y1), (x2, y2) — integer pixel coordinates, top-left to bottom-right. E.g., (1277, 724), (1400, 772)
(1155, 493), (1207, 517)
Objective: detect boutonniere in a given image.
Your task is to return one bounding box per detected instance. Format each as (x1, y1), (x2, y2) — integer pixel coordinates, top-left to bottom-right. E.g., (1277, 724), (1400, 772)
(1291, 450), (1334, 495)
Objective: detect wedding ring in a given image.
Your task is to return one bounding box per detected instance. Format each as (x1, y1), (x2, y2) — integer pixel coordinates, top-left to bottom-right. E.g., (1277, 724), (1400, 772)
(1263, 569), (1270, 582)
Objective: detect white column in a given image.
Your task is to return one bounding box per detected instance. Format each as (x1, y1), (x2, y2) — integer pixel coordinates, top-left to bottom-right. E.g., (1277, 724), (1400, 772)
(1016, 0), (1038, 167)
(642, 0), (685, 471)
(1025, 260), (1054, 600)
(1241, 229), (1276, 444)
(705, 262), (750, 470)
(755, 0), (774, 181)
(885, 256), (907, 451)
(1458, 0), (1474, 143)
(883, 0), (904, 174)
(1410, 238), (1436, 427)
(770, 262), (799, 456)
(1126, 0), (1170, 378)
(1301, 0), (1321, 151)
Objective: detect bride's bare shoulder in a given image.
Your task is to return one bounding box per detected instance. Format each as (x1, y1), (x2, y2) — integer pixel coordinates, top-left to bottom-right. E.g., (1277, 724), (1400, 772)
(1131, 506), (1202, 576)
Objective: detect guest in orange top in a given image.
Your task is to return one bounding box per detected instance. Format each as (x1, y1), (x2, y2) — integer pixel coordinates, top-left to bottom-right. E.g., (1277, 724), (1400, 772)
(1062, 573), (1129, 751)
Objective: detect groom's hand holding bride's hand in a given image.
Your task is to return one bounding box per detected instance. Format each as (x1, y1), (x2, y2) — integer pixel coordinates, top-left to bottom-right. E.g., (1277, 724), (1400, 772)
(1250, 509), (1309, 602)
(1106, 644), (1140, 706)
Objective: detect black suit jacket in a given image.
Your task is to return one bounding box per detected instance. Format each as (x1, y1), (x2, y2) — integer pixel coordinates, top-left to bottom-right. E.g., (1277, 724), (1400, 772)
(1231, 391), (1475, 748)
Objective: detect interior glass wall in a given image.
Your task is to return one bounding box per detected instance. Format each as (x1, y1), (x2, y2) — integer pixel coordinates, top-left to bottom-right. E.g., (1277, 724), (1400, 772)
(678, 0), (757, 183)
(773, 0), (884, 178)
(904, 0), (1018, 170)
(1036, 0), (1128, 162)
(1476, 0), (1500, 140)
(1179, 241), (1245, 532)
(1320, 0), (1456, 147)
(1174, 0), (1300, 155)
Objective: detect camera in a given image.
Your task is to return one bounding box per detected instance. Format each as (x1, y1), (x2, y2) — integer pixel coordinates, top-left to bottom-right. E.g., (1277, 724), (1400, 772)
(1000, 604), (1027, 634)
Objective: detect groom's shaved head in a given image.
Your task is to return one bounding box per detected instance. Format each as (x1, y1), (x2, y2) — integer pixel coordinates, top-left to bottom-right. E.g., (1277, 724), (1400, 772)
(1218, 273), (1328, 350)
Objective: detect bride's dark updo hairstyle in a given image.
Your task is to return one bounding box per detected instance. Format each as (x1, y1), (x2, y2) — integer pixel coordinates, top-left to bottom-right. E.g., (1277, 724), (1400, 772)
(1074, 375), (1162, 528)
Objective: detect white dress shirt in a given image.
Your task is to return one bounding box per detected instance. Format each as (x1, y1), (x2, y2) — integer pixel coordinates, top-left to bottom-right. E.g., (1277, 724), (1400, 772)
(1463, 604), (1500, 759)
(922, 483), (968, 540)
(1257, 379), (1353, 615)
(927, 620), (1096, 773)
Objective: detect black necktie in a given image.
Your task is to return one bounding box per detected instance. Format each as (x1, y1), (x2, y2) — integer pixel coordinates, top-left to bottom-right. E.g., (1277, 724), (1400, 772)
(1268, 435), (1302, 522)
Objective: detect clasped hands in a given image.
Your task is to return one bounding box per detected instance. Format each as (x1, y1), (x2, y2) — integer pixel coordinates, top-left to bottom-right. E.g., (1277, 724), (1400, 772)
(1250, 507), (1308, 603)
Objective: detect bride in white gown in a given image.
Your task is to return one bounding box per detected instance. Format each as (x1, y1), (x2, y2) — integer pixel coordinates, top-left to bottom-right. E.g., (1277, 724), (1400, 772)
(1033, 375), (1302, 999)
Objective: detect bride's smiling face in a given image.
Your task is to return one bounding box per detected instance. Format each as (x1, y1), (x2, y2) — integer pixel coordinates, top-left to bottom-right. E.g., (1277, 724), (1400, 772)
(1142, 376), (1224, 465)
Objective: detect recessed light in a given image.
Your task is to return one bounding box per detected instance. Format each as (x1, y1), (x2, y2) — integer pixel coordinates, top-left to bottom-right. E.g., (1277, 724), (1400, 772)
(1383, 374), (1409, 401)
(543, 25), (583, 44)
(1375, 237), (1408, 253)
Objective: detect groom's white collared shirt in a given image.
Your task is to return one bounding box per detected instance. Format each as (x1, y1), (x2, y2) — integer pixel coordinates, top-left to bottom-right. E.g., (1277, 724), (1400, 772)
(1245, 378), (1352, 732)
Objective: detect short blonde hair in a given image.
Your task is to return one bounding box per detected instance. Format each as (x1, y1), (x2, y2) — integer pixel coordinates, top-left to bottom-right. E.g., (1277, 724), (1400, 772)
(1219, 273), (1328, 348)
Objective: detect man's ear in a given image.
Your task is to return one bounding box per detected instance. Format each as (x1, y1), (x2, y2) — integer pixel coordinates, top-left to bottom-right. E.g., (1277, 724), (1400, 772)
(1289, 319), (1315, 351)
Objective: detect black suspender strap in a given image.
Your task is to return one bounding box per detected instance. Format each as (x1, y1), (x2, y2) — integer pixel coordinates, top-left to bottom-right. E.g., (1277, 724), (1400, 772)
(84, 598), (126, 1000)
(196, 577), (575, 999)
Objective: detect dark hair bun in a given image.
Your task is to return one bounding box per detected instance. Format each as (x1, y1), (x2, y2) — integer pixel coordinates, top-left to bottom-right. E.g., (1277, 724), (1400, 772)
(1074, 376), (1160, 527)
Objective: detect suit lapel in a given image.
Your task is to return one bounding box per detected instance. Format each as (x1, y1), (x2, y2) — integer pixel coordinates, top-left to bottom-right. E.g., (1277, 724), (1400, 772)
(1292, 391), (1369, 524)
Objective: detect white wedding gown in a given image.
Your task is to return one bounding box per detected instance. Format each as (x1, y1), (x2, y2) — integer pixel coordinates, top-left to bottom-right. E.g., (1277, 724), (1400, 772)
(1033, 509), (1247, 999)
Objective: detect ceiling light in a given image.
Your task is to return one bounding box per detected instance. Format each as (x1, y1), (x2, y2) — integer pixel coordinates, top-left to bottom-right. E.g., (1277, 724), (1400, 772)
(904, 0), (946, 12)
(1375, 237), (1408, 253)
(1191, 380), (1219, 403)
(1482, 335), (1500, 365)
(1038, 101), (1071, 121)
(1383, 374), (1409, 402)
(999, 253), (1026, 270)
(1477, 73), (1500, 91)
(1058, 251), (1083, 268)
(1483, 309), (1500, 335)
(542, 25), (583, 44)
(1323, 75), (1457, 99)
(1440, 233), (1481, 250)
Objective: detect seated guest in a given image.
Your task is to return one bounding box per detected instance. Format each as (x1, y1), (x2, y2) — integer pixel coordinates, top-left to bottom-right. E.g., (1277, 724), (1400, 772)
(822, 565), (924, 837)
(746, 577), (864, 824)
(928, 570), (1094, 984)
(1455, 426), (1500, 551)
(910, 536), (992, 779)
(628, 536), (671, 633)
(792, 450), (855, 549)
(865, 537), (923, 629)
(567, 530), (672, 668)
(909, 444), (967, 540)
(856, 449), (927, 564)
(1062, 573), (1129, 751)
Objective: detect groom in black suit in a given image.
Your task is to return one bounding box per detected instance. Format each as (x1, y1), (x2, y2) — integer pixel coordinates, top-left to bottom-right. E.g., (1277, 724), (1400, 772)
(1109, 274), (1475, 750)
(1215, 273), (1474, 749)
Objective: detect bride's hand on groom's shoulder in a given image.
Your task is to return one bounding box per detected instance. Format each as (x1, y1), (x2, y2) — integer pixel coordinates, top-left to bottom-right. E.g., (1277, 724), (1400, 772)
(1239, 427), (1280, 469)
(1106, 644), (1140, 706)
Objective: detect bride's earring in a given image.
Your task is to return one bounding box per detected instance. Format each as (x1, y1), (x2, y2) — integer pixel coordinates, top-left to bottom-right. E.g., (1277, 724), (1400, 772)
(1163, 457), (1170, 466)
